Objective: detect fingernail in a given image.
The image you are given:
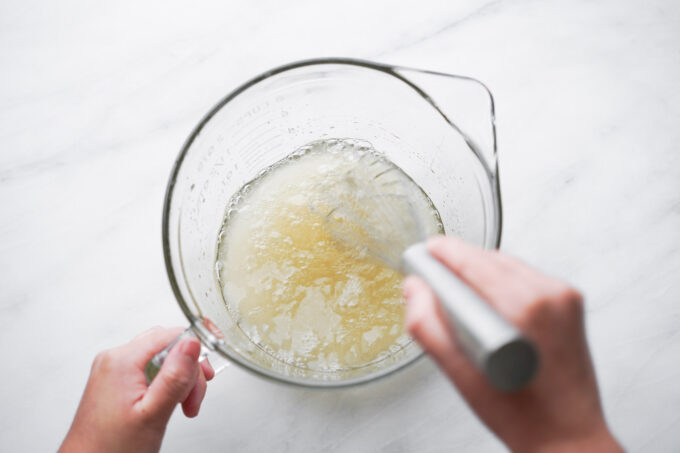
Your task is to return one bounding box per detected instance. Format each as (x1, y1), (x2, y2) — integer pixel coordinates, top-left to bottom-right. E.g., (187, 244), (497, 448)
(426, 234), (450, 250)
(179, 338), (201, 360)
(404, 295), (426, 335)
(402, 277), (416, 299)
(426, 234), (447, 245)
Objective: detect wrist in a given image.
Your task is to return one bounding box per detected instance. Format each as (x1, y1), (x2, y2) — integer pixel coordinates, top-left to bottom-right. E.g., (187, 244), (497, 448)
(509, 425), (623, 453)
(59, 423), (165, 453)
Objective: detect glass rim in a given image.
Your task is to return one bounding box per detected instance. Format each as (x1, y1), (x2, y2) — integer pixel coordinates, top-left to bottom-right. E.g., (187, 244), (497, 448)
(161, 57), (502, 388)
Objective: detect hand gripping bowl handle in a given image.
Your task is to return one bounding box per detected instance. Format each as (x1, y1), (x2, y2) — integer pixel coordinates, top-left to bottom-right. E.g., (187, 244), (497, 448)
(401, 243), (539, 391)
(144, 319), (230, 384)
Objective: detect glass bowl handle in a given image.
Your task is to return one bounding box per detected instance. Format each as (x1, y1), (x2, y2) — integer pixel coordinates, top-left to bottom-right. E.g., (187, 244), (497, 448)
(144, 324), (230, 384)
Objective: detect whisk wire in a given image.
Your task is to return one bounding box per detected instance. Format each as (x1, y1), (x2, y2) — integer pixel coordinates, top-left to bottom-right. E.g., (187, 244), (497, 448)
(310, 154), (426, 269)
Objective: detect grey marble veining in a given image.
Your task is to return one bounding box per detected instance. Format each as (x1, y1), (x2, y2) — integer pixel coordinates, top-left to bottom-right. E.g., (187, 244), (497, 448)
(1, 0), (679, 451)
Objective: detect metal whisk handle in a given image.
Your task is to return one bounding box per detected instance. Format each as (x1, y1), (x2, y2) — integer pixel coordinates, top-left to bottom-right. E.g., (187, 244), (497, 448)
(401, 243), (539, 391)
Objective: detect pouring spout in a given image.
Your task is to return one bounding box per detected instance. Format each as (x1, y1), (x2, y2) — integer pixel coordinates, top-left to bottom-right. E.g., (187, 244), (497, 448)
(390, 66), (498, 180)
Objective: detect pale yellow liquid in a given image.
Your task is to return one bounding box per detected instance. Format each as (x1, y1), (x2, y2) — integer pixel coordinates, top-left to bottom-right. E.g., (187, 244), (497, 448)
(216, 139), (442, 372)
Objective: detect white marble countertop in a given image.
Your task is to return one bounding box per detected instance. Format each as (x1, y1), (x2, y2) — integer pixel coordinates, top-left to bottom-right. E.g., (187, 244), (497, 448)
(2, 0), (679, 451)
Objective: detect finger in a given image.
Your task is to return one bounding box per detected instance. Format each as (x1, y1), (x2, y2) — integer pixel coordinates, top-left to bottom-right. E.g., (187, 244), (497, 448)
(139, 337), (201, 421)
(403, 275), (489, 392)
(182, 368), (208, 418)
(127, 326), (186, 369)
(403, 275), (458, 367)
(426, 236), (537, 316)
(426, 235), (509, 286)
(200, 359), (215, 381)
(490, 250), (553, 288)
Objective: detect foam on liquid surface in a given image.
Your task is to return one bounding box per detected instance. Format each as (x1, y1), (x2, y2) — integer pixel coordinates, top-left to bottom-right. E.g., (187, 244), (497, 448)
(216, 139), (442, 372)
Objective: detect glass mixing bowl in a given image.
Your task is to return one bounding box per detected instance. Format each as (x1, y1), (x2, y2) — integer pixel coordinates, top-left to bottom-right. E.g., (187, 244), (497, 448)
(158, 58), (502, 387)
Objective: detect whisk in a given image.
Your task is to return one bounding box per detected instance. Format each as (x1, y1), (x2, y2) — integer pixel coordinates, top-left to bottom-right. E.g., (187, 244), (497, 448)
(311, 154), (538, 391)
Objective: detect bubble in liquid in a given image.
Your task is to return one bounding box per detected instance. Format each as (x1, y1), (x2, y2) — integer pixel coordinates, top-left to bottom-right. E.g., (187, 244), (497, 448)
(215, 138), (443, 372)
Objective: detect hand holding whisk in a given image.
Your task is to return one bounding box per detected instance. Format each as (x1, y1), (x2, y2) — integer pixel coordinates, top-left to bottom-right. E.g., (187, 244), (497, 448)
(310, 153), (538, 391)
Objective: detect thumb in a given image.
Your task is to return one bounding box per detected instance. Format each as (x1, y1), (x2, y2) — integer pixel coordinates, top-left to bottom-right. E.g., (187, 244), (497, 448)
(403, 275), (482, 387)
(141, 337), (201, 422)
(403, 275), (458, 364)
